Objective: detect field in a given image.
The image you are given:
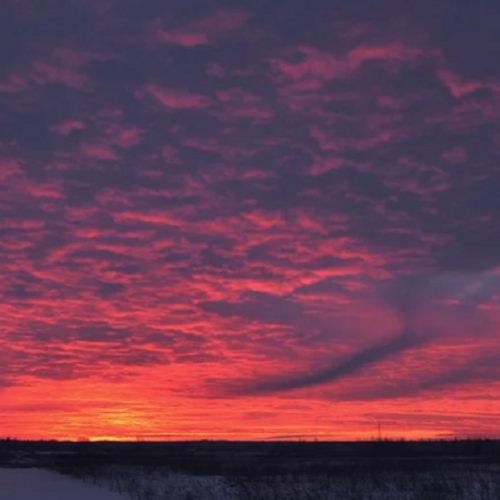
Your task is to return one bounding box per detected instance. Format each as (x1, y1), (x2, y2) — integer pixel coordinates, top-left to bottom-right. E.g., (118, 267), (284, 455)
(2, 440), (500, 499)
(0, 468), (125, 500)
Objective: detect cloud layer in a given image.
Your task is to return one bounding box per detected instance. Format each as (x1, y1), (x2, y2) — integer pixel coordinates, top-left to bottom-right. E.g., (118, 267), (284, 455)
(0, 0), (499, 441)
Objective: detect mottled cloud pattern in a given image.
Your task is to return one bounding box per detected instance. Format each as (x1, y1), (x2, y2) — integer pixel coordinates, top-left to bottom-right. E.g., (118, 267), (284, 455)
(0, 0), (499, 441)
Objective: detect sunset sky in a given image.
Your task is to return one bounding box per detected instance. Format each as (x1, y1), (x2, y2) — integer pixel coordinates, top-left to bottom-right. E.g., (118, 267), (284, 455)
(1, 0), (500, 442)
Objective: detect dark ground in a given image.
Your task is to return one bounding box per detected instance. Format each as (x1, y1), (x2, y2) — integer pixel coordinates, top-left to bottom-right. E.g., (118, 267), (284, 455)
(2, 438), (500, 476)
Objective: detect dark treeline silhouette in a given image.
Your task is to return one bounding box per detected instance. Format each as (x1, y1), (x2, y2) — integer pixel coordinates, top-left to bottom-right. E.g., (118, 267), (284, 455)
(2, 438), (500, 475)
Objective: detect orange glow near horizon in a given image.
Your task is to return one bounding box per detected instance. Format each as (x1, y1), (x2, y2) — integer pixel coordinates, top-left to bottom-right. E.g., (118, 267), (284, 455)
(3, 360), (500, 442)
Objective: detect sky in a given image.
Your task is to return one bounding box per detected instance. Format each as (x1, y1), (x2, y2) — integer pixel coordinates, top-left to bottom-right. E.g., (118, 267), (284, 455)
(1, 0), (499, 442)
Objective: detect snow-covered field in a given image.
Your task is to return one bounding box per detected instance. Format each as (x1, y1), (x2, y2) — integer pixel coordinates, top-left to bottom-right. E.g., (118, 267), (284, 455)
(52, 463), (500, 500)
(0, 468), (126, 500)
(2, 464), (500, 500)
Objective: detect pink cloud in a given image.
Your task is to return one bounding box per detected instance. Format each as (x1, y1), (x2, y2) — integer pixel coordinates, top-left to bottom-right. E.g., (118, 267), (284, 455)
(112, 210), (182, 227)
(0, 159), (23, 182)
(0, 47), (113, 93)
(437, 68), (483, 98)
(308, 158), (344, 176)
(0, 74), (27, 93)
(215, 88), (274, 120)
(442, 146), (467, 163)
(142, 85), (212, 110)
(310, 126), (341, 151)
(31, 61), (91, 90)
(25, 182), (64, 200)
(155, 30), (208, 48)
(161, 146), (182, 165)
(106, 125), (143, 148)
(52, 120), (87, 136)
(80, 143), (119, 160)
(152, 9), (250, 47)
(271, 46), (343, 89)
(347, 43), (429, 70)
(272, 41), (429, 94)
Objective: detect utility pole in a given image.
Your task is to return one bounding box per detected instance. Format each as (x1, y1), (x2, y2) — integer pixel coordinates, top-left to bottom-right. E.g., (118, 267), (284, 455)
(378, 423), (382, 441)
